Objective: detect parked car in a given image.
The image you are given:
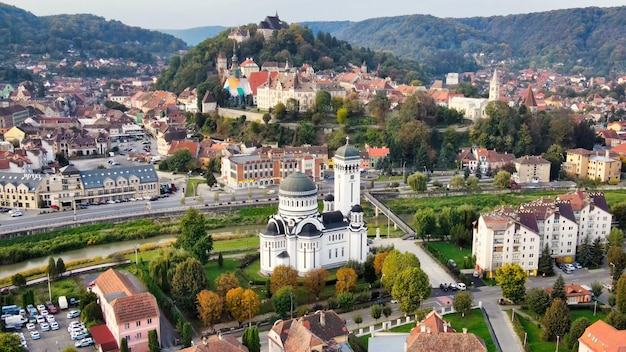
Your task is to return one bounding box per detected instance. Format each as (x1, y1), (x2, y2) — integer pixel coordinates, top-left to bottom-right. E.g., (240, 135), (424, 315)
(439, 283), (449, 291)
(603, 283), (614, 292)
(71, 332), (90, 340)
(50, 321), (59, 330)
(574, 262), (583, 269)
(457, 283), (467, 291)
(473, 271), (480, 278)
(45, 301), (57, 314)
(449, 283), (458, 291)
(26, 323), (36, 331)
(40, 322), (50, 331)
(75, 337), (94, 347)
(448, 259), (457, 268)
(10, 211), (22, 217)
(66, 310), (81, 319)
(29, 330), (40, 340)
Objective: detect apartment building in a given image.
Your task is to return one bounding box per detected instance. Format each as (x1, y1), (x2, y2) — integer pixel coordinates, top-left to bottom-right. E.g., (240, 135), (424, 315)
(512, 155), (551, 183)
(472, 191), (612, 277)
(562, 148), (621, 182)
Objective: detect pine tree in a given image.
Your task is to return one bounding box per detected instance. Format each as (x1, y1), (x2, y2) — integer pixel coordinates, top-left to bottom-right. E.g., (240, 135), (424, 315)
(182, 323), (192, 348)
(589, 237), (605, 269)
(242, 327), (260, 352)
(47, 257), (58, 279)
(148, 329), (161, 352)
(120, 338), (129, 352)
(538, 244), (554, 276)
(218, 252), (224, 268)
(56, 258), (66, 275)
(541, 299), (571, 341)
(551, 275), (566, 302)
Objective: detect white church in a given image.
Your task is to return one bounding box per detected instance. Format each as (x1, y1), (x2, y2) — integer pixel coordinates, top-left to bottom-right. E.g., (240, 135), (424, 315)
(259, 139), (369, 276)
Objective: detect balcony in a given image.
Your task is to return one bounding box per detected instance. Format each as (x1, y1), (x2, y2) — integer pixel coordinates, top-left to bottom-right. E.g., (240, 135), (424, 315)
(492, 254), (503, 261)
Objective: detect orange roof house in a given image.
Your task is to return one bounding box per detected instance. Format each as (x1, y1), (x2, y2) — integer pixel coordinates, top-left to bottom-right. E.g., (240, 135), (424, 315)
(405, 311), (487, 352)
(578, 320), (626, 352)
(545, 284), (593, 305)
(267, 310), (349, 352)
(168, 139), (199, 158)
(179, 334), (248, 352)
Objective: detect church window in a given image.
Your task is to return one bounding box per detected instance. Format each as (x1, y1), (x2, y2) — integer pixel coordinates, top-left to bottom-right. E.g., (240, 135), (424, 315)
(329, 249), (331, 259)
(342, 248), (344, 256)
(335, 248), (338, 257)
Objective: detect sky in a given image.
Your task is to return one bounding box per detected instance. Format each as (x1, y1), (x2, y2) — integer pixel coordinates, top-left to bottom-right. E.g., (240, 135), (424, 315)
(2, 0), (625, 29)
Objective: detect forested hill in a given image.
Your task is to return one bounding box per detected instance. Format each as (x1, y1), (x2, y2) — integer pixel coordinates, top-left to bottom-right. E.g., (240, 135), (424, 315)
(0, 3), (187, 63)
(301, 6), (626, 76)
(155, 24), (427, 94)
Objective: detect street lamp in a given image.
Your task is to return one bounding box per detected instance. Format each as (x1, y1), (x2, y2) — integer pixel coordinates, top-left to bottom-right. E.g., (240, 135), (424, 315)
(556, 335), (560, 352)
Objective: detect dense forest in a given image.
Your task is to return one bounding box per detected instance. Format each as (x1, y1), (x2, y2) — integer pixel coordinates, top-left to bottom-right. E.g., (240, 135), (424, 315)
(154, 24), (427, 94)
(302, 6), (626, 76)
(0, 3), (187, 63)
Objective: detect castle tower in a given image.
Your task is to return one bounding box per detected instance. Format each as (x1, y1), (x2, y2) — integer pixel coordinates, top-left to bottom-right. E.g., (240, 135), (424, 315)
(488, 69), (499, 102)
(230, 43), (241, 78)
(333, 136), (361, 218)
(360, 61), (367, 74)
(216, 52), (227, 78)
(521, 85), (538, 115)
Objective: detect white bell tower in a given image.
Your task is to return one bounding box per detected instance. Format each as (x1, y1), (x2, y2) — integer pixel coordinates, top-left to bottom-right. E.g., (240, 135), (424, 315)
(333, 136), (361, 217)
(489, 68), (499, 102)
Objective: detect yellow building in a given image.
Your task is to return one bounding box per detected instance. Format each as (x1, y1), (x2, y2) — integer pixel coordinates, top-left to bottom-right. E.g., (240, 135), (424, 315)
(0, 173), (44, 209)
(512, 155), (551, 183)
(562, 148), (621, 182)
(4, 126), (26, 144)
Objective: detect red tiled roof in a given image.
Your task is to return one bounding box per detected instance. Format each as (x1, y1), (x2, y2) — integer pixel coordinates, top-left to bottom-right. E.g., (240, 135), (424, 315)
(89, 324), (119, 352)
(94, 269), (138, 296)
(578, 320), (626, 352)
(168, 139), (199, 157)
(111, 292), (159, 324)
(248, 71), (278, 96)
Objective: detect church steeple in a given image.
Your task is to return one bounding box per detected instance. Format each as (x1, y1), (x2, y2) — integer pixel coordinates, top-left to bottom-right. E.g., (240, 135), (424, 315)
(521, 85), (538, 115)
(489, 69), (499, 102)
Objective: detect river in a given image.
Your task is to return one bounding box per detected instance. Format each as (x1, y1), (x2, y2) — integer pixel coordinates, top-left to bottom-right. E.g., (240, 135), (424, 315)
(0, 224), (265, 280)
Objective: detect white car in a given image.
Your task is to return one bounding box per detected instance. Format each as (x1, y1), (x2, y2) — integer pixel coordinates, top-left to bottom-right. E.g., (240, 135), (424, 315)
(10, 210), (22, 217)
(457, 283), (467, 291)
(50, 321), (59, 330)
(26, 323), (36, 331)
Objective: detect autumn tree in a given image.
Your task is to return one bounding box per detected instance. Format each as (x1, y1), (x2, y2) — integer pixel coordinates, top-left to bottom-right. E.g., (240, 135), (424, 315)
(274, 102), (286, 120)
(453, 291), (473, 317)
(541, 299), (571, 341)
(407, 172), (427, 192)
(391, 267), (431, 314)
(270, 265), (298, 294)
(171, 257), (209, 312)
(382, 250), (420, 292)
(336, 268), (358, 294)
(196, 290), (223, 327)
(215, 273), (240, 298)
(337, 107), (349, 125)
(225, 287), (259, 324)
(567, 317), (591, 350)
(303, 268), (328, 299)
(495, 263), (527, 303)
(373, 252), (389, 276)
(272, 286), (295, 318)
(551, 274), (566, 302)
(525, 288), (551, 319)
(174, 208), (213, 264)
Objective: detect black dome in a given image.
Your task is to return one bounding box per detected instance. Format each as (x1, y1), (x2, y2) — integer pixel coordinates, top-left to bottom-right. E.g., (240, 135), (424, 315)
(324, 194), (334, 201)
(335, 144), (360, 159)
(351, 204), (363, 213)
(279, 171), (316, 193)
(298, 223), (321, 237)
(264, 222), (280, 236)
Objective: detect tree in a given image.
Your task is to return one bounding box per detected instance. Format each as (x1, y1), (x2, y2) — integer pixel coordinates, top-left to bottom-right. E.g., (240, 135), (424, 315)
(551, 274), (566, 302)
(370, 304), (382, 323)
(407, 172), (428, 192)
(589, 237), (605, 269)
(242, 327), (261, 352)
(241, 289), (260, 325)
(449, 175), (465, 189)
(591, 281), (604, 298)
(606, 310), (626, 330)
(495, 263), (527, 303)
(450, 224), (471, 248)
(353, 313), (363, 329)
(391, 267), (431, 314)
(0, 332), (25, 351)
(218, 252), (224, 267)
(453, 291), (473, 317)
(168, 149), (196, 172)
(338, 291), (355, 311)
(616, 273), (626, 314)
(363, 255), (377, 285)
(336, 268), (358, 294)
(382, 305), (392, 321)
(273, 102), (286, 120)
(11, 273), (26, 287)
(272, 286), (295, 319)
(538, 244), (554, 276)
(56, 257), (66, 275)
(373, 252), (389, 276)
(82, 301), (104, 325)
(337, 107), (349, 125)
(541, 299), (571, 341)
(148, 329), (161, 352)
(55, 152), (69, 167)
(182, 323), (192, 348)
(120, 337), (129, 352)
(493, 171), (511, 189)
(466, 175), (479, 190)
(197, 290), (223, 327)
(414, 208), (437, 241)
(262, 113), (271, 125)
(567, 317), (590, 350)
(381, 250), (420, 292)
(609, 228), (625, 248)
(215, 273), (240, 298)
(608, 246), (626, 284)
(525, 288), (551, 319)
(315, 90), (331, 113)
(577, 236), (593, 268)
(270, 265), (298, 294)
(47, 257), (58, 279)
(171, 257), (209, 312)
(205, 171), (217, 187)
(174, 208), (213, 264)
(303, 268), (328, 299)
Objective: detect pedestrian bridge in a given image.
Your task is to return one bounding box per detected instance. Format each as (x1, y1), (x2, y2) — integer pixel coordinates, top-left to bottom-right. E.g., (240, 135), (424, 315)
(362, 192), (416, 239)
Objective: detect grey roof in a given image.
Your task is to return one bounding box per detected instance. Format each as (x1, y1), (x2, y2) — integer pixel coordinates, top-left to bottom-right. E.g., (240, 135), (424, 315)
(335, 144), (360, 159)
(79, 165), (158, 189)
(0, 173), (45, 191)
(264, 222), (280, 236)
(279, 171), (316, 193)
(324, 194), (334, 201)
(351, 204), (363, 213)
(298, 223), (322, 237)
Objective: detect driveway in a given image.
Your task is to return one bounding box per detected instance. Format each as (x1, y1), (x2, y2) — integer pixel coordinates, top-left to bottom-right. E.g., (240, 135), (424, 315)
(372, 238), (456, 288)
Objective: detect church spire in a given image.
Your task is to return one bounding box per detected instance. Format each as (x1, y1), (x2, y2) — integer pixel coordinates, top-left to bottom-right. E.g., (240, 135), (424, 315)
(489, 68), (499, 102)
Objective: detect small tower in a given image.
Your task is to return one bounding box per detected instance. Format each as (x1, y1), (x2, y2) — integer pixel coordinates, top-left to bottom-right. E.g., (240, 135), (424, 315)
(521, 85), (538, 115)
(216, 52), (227, 78)
(323, 194), (334, 212)
(488, 69), (499, 102)
(333, 136), (361, 218)
(360, 61), (367, 74)
(230, 43), (241, 78)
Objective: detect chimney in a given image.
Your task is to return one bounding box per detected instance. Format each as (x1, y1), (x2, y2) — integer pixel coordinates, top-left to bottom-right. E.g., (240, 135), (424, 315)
(463, 328), (467, 334)
(444, 324), (448, 333)
(320, 312), (325, 327)
(420, 323), (426, 333)
(426, 327), (431, 334)
(606, 150), (610, 158)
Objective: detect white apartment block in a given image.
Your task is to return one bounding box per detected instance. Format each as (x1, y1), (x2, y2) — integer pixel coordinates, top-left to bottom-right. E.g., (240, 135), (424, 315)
(472, 191), (612, 277)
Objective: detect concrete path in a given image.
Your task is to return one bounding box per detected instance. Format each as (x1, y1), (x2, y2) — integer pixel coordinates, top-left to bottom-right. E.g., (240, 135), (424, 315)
(482, 301), (524, 352)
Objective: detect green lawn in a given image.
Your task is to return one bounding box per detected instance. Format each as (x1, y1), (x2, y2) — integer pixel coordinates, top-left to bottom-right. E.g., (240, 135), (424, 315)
(426, 241), (472, 268)
(512, 312), (565, 352)
(388, 309), (496, 352)
(212, 236), (260, 252)
(186, 178), (206, 197)
(570, 308), (607, 323)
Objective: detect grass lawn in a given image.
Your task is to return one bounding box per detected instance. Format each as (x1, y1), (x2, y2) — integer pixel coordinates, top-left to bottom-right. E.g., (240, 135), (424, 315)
(512, 312), (565, 352)
(388, 309), (496, 352)
(186, 178), (206, 197)
(204, 258), (243, 288)
(426, 241), (472, 268)
(570, 308), (607, 323)
(212, 236), (260, 252)
(14, 277), (84, 307)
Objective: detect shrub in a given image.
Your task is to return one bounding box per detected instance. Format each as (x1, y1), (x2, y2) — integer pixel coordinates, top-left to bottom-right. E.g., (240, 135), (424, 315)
(327, 297), (339, 310)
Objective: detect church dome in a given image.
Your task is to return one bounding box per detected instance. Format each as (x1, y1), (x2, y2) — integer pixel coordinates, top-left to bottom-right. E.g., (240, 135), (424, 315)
(351, 204), (363, 213)
(279, 171), (316, 193)
(298, 223), (321, 237)
(335, 144), (360, 159)
(324, 194), (334, 202)
(264, 222), (280, 236)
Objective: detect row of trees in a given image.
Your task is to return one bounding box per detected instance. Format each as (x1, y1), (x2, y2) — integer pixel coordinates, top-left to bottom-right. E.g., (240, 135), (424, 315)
(413, 205), (478, 247)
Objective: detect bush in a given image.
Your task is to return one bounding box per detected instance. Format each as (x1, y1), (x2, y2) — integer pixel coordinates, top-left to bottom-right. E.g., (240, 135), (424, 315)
(238, 253), (260, 269)
(327, 297), (339, 310)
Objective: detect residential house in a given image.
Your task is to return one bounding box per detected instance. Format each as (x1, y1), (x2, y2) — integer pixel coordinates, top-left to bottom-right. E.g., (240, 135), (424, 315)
(545, 284), (592, 305)
(598, 129), (623, 148)
(607, 121), (626, 132)
(0, 105), (29, 131)
(240, 58), (260, 78)
(512, 155), (551, 183)
(456, 148), (515, 174)
(201, 91), (217, 113)
(228, 27), (250, 43)
(268, 310), (350, 352)
(180, 334), (248, 352)
(197, 138), (227, 169)
(156, 128), (187, 156)
(38, 165), (82, 209)
(0, 172), (44, 209)
(364, 145), (390, 169)
(167, 139), (199, 159)
(0, 84), (15, 100)
(562, 148), (621, 182)
(92, 269), (160, 352)
(4, 126), (26, 144)
(556, 191), (613, 246)
(457, 148), (478, 172)
(577, 320), (626, 352)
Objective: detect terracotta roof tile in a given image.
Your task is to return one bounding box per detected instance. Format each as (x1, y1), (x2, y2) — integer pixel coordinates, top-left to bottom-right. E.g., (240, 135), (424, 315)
(111, 292), (159, 324)
(578, 320), (626, 352)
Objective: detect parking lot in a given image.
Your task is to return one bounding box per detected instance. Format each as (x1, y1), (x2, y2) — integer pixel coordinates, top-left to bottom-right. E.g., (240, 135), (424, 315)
(21, 306), (90, 352)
